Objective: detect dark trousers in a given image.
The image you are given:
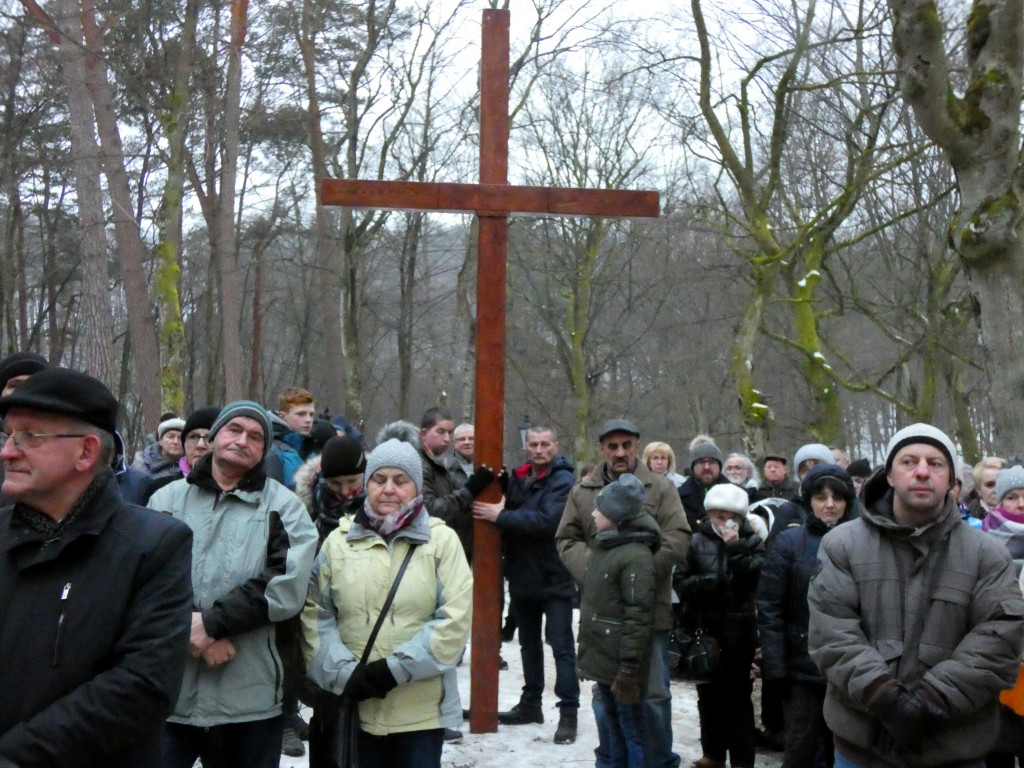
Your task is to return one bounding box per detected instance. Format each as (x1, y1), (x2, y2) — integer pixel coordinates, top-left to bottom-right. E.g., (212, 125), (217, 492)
(782, 681), (832, 768)
(985, 704), (1024, 768)
(164, 715), (284, 768)
(358, 728), (444, 768)
(512, 595), (580, 709)
(696, 646), (756, 767)
(593, 683), (649, 768)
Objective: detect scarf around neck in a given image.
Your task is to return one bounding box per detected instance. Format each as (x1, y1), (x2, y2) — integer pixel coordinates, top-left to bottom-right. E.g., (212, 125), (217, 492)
(363, 494), (424, 537)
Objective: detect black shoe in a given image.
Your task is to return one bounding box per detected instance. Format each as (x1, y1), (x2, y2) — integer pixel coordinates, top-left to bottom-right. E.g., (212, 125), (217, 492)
(754, 728), (784, 751)
(281, 726), (305, 757)
(288, 712), (310, 741)
(462, 708), (470, 720)
(499, 655), (509, 671)
(497, 701), (544, 725)
(553, 708), (577, 744)
(443, 727), (463, 742)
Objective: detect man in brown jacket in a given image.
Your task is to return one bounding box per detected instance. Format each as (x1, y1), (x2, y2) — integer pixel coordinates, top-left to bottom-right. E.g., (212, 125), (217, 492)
(809, 423), (1024, 768)
(556, 418), (691, 768)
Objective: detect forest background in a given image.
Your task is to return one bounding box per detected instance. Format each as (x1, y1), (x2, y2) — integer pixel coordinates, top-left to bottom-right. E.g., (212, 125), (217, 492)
(2, 0), (1022, 466)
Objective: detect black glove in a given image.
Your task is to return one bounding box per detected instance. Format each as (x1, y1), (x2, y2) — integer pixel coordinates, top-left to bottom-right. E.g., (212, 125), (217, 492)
(611, 660), (642, 704)
(464, 465), (495, 497)
(342, 664), (371, 701)
(497, 465), (510, 494)
(362, 658), (399, 699)
(869, 682), (948, 748)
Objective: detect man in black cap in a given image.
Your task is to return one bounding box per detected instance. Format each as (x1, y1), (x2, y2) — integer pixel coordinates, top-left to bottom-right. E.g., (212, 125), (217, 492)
(0, 351), (48, 495)
(0, 368), (194, 768)
(557, 418), (691, 768)
(752, 451), (800, 502)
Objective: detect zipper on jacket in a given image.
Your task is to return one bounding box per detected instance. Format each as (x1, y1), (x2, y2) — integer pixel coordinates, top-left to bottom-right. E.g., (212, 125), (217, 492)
(52, 582), (71, 667)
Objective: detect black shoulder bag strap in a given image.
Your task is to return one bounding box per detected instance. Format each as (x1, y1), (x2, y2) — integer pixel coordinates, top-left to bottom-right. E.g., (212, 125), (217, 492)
(337, 541), (419, 768)
(360, 542), (418, 664)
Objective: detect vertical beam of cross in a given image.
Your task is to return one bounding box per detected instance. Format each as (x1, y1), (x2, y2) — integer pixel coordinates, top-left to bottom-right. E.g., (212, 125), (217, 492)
(467, 8), (509, 735)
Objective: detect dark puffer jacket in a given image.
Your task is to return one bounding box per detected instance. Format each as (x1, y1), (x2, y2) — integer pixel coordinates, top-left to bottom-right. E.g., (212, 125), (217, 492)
(119, 441), (179, 505)
(420, 448), (474, 559)
(678, 473), (733, 531)
(577, 513), (661, 685)
(757, 463), (858, 684)
(674, 517), (765, 650)
(497, 456), (576, 602)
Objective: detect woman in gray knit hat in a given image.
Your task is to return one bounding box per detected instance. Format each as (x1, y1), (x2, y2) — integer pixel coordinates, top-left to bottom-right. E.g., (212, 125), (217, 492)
(301, 421), (473, 768)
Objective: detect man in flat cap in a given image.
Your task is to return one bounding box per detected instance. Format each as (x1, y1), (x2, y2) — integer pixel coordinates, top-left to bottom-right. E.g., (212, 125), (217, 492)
(556, 418), (691, 768)
(148, 400), (317, 768)
(0, 368), (194, 768)
(809, 423), (1024, 768)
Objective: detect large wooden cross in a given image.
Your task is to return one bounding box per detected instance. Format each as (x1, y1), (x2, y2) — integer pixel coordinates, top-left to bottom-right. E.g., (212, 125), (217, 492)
(320, 9), (659, 733)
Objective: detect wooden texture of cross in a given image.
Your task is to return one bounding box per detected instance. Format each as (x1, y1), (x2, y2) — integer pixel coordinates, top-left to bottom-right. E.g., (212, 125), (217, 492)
(320, 9), (659, 733)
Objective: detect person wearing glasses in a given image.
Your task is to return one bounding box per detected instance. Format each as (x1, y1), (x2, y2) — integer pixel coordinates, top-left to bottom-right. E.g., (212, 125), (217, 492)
(677, 436), (732, 530)
(0, 368), (194, 768)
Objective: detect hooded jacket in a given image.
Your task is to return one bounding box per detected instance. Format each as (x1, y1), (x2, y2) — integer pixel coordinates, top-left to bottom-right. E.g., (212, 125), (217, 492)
(119, 441), (180, 505)
(147, 453), (318, 726)
(808, 466), (1024, 767)
(498, 455), (576, 602)
(557, 460), (691, 631)
(757, 464), (859, 684)
(301, 510), (472, 735)
(577, 512), (661, 685)
(0, 474), (193, 767)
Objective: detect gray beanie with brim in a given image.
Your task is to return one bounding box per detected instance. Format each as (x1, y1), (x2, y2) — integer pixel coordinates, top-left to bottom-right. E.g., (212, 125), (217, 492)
(997, 465), (1024, 506)
(689, 441), (723, 470)
(596, 473), (646, 523)
(207, 400), (272, 459)
(884, 423), (957, 483)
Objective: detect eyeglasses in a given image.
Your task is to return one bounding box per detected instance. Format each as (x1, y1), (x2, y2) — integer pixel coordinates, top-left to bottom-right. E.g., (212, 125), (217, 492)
(0, 431), (87, 451)
(184, 433), (208, 445)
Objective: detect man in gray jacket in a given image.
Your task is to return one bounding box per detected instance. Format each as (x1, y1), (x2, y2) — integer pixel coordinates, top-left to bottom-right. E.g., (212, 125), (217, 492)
(149, 400), (317, 768)
(809, 423), (1024, 768)
(557, 418), (691, 768)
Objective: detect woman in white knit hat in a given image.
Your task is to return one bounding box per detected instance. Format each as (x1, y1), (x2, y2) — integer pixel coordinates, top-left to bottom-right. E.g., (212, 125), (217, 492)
(674, 483), (766, 768)
(301, 421), (472, 768)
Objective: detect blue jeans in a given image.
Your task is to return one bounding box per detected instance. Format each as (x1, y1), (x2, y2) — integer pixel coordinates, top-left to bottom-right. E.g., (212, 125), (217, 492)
(512, 595), (580, 709)
(358, 728), (444, 768)
(594, 683), (648, 768)
(592, 633), (679, 768)
(164, 715), (284, 768)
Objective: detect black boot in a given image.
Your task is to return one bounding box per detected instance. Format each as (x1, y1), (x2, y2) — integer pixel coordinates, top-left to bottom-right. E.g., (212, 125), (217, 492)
(553, 708), (577, 744)
(497, 701), (544, 725)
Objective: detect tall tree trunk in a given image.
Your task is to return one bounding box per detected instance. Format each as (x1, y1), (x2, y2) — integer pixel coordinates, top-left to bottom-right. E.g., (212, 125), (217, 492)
(298, 0), (346, 412)
(732, 262), (776, 459)
(78, 0), (160, 425)
(213, 0), (249, 399)
(55, 0), (113, 383)
(152, 0), (198, 415)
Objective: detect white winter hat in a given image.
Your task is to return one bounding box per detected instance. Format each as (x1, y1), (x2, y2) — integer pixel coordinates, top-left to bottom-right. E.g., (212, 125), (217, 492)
(884, 423), (957, 483)
(704, 483), (749, 517)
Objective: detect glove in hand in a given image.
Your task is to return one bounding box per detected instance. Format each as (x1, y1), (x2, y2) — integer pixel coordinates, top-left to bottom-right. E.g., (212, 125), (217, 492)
(464, 465), (495, 497)
(870, 682), (948, 748)
(362, 658), (399, 699)
(611, 661), (642, 704)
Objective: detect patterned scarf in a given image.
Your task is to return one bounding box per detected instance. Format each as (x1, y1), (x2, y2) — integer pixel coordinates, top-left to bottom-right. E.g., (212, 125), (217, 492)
(363, 494), (424, 537)
(14, 469), (112, 543)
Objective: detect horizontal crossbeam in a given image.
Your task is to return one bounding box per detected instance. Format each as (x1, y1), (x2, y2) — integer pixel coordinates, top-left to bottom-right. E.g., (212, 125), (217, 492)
(320, 179), (660, 218)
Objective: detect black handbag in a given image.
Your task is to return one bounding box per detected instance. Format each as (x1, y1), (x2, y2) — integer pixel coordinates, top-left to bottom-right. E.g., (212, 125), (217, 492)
(675, 627), (721, 683)
(310, 544), (418, 768)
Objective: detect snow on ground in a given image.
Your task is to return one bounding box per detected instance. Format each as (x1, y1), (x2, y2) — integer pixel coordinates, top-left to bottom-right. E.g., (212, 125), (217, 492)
(283, 611), (785, 768)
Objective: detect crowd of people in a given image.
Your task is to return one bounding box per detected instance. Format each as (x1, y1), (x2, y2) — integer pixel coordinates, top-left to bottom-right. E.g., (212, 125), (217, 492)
(3, 350), (1024, 768)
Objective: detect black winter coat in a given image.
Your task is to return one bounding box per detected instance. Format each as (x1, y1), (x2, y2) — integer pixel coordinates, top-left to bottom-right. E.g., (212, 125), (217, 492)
(674, 518), (764, 650)
(0, 474), (193, 767)
(498, 456), (576, 602)
(756, 512), (832, 684)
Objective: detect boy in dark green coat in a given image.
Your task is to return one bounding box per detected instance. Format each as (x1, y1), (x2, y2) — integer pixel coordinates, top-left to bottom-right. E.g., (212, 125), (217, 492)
(577, 473), (661, 768)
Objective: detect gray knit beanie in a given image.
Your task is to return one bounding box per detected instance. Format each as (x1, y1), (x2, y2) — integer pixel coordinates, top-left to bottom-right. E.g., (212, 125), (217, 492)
(997, 465), (1024, 506)
(793, 443), (834, 470)
(595, 473), (646, 523)
(364, 420), (423, 493)
(206, 400), (272, 458)
(884, 423), (957, 483)
(689, 441), (723, 471)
